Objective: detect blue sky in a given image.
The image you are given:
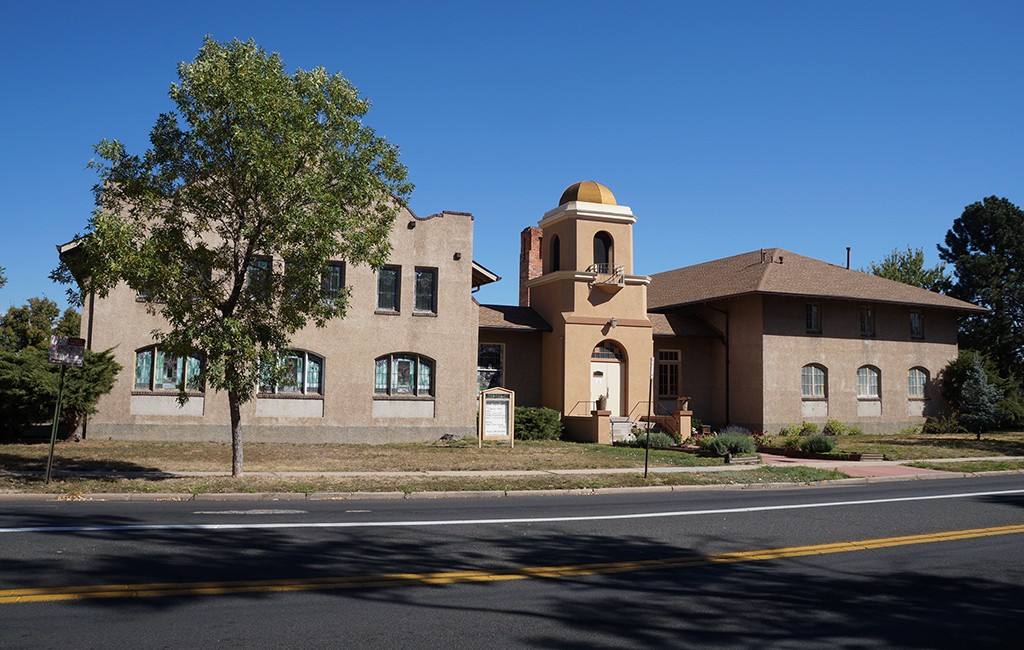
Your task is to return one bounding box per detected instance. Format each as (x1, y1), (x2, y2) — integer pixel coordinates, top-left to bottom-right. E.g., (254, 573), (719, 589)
(2, 0), (1021, 310)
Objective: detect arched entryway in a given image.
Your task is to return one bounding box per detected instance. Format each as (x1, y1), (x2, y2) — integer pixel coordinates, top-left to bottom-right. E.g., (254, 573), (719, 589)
(591, 340), (626, 416)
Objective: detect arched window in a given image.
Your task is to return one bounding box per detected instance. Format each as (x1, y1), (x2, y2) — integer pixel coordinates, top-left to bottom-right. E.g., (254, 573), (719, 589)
(260, 350), (324, 395)
(592, 340), (625, 361)
(134, 346), (203, 393)
(375, 353), (434, 397)
(550, 235), (561, 272)
(908, 367), (929, 399)
(594, 231), (613, 268)
(801, 364), (827, 399)
(857, 366), (881, 399)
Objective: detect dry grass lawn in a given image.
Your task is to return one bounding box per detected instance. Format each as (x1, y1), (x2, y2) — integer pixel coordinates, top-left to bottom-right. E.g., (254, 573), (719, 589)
(833, 431), (1024, 460)
(0, 438), (721, 474)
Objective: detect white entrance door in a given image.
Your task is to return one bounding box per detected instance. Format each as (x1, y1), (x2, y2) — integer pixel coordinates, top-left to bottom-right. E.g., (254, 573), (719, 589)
(591, 361), (623, 416)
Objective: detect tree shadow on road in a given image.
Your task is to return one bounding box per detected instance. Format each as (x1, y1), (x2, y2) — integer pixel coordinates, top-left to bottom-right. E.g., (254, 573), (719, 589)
(2, 501), (1023, 647)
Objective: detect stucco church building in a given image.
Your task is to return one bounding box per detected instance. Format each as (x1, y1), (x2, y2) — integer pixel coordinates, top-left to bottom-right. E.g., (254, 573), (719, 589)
(63, 181), (984, 442)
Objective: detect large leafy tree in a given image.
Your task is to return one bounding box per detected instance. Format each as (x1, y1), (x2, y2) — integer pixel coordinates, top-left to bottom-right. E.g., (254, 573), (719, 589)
(938, 197), (1024, 381)
(0, 297), (80, 353)
(865, 246), (949, 293)
(52, 38), (412, 475)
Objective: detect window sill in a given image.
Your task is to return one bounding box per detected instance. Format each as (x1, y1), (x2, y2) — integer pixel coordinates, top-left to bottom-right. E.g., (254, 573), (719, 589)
(856, 397), (881, 402)
(412, 311), (437, 318)
(801, 397), (828, 402)
(375, 309), (401, 316)
(132, 390), (205, 397)
(908, 397), (930, 402)
(257, 393), (324, 400)
(373, 394), (435, 401)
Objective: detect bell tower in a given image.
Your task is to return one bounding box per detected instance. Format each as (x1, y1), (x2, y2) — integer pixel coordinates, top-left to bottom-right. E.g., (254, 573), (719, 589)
(524, 181), (652, 427)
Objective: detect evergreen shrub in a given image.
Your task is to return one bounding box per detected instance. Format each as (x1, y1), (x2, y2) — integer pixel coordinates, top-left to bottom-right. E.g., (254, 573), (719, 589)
(513, 407), (564, 440)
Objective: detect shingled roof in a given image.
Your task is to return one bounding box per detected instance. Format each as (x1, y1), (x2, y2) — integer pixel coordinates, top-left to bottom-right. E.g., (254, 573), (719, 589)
(478, 304), (553, 331)
(648, 313), (722, 337)
(648, 248), (985, 313)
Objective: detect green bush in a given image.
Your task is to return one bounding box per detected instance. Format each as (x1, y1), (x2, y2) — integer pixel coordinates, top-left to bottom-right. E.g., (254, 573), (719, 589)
(799, 434), (836, 453)
(779, 422), (825, 438)
(513, 407), (564, 440)
(778, 433), (803, 449)
(624, 431), (677, 448)
(923, 414), (966, 434)
(706, 431), (757, 457)
(820, 419), (862, 435)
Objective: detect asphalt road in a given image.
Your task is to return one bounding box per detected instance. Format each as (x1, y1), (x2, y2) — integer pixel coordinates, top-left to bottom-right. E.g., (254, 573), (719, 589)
(3, 476), (1024, 649)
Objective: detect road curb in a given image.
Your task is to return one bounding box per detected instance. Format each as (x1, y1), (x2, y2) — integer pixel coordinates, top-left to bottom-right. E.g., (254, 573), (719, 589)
(2, 468), (1022, 503)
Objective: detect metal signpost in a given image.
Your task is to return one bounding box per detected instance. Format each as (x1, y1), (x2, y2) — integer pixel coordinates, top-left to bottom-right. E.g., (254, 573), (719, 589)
(644, 356), (654, 478)
(46, 336), (86, 484)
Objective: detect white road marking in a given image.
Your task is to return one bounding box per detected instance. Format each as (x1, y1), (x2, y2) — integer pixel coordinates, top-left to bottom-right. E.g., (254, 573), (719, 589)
(192, 509), (309, 516)
(2, 488), (1022, 535)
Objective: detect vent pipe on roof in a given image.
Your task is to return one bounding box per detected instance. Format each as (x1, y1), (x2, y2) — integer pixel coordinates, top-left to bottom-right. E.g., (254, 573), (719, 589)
(846, 247), (851, 270)
(760, 249), (766, 264)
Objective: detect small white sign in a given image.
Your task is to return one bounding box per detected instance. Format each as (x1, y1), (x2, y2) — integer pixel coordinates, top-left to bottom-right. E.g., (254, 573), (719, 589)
(49, 336), (86, 367)
(484, 395), (510, 438)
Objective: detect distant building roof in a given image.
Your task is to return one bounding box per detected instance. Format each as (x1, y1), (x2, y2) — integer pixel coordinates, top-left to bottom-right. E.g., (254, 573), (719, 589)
(478, 304), (552, 331)
(648, 312), (722, 338)
(648, 248), (985, 313)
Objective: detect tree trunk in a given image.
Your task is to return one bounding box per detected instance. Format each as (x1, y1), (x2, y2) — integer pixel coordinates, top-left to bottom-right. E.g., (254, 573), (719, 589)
(229, 390), (244, 477)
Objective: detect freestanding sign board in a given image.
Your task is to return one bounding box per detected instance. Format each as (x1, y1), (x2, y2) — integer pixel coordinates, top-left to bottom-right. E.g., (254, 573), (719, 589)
(44, 336), (87, 483)
(49, 336), (86, 367)
(478, 387), (515, 448)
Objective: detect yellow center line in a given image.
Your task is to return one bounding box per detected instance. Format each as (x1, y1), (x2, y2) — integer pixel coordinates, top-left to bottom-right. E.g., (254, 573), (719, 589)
(3, 523), (1023, 604)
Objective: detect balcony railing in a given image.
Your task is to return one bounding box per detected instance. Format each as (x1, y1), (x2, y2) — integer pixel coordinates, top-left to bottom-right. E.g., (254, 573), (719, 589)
(586, 264), (625, 291)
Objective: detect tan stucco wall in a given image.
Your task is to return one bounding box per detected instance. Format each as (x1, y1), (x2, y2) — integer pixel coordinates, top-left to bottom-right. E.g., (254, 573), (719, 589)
(724, 295), (766, 430)
(653, 335), (722, 426)
(760, 297), (957, 434)
(478, 329), (544, 406)
(84, 208), (479, 443)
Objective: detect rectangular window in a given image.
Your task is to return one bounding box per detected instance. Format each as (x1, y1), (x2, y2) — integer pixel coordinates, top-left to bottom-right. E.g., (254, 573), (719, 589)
(375, 353), (434, 397)
(860, 306), (875, 337)
(321, 262), (345, 300)
(135, 348), (203, 393)
(908, 368), (928, 398)
(260, 351), (324, 395)
(246, 257), (272, 296)
(414, 267), (437, 314)
(656, 349), (680, 399)
(801, 365), (826, 398)
(377, 265), (401, 312)
(806, 303), (821, 333)
(477, 343), (505, 392)
(154, 350), (184, 391)
(392, 355), (416, 394)
(857, 366), (880, 398)
(135, 348), (154, 390)
(910, 311), (924, 339)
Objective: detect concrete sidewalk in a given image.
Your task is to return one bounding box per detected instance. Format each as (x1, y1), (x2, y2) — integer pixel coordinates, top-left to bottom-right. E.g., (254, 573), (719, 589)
(4, 454), (1020, 483)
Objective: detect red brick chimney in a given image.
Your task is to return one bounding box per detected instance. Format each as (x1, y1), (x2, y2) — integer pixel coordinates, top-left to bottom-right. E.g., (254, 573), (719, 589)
(519, 226), (543, 306)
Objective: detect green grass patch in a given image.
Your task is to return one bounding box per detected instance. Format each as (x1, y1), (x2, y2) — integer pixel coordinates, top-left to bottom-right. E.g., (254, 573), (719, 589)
(905, 459), (1024, 473)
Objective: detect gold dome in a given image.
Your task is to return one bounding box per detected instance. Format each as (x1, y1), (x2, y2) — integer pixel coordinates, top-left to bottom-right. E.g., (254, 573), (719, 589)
(559, 181), (617, 206)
